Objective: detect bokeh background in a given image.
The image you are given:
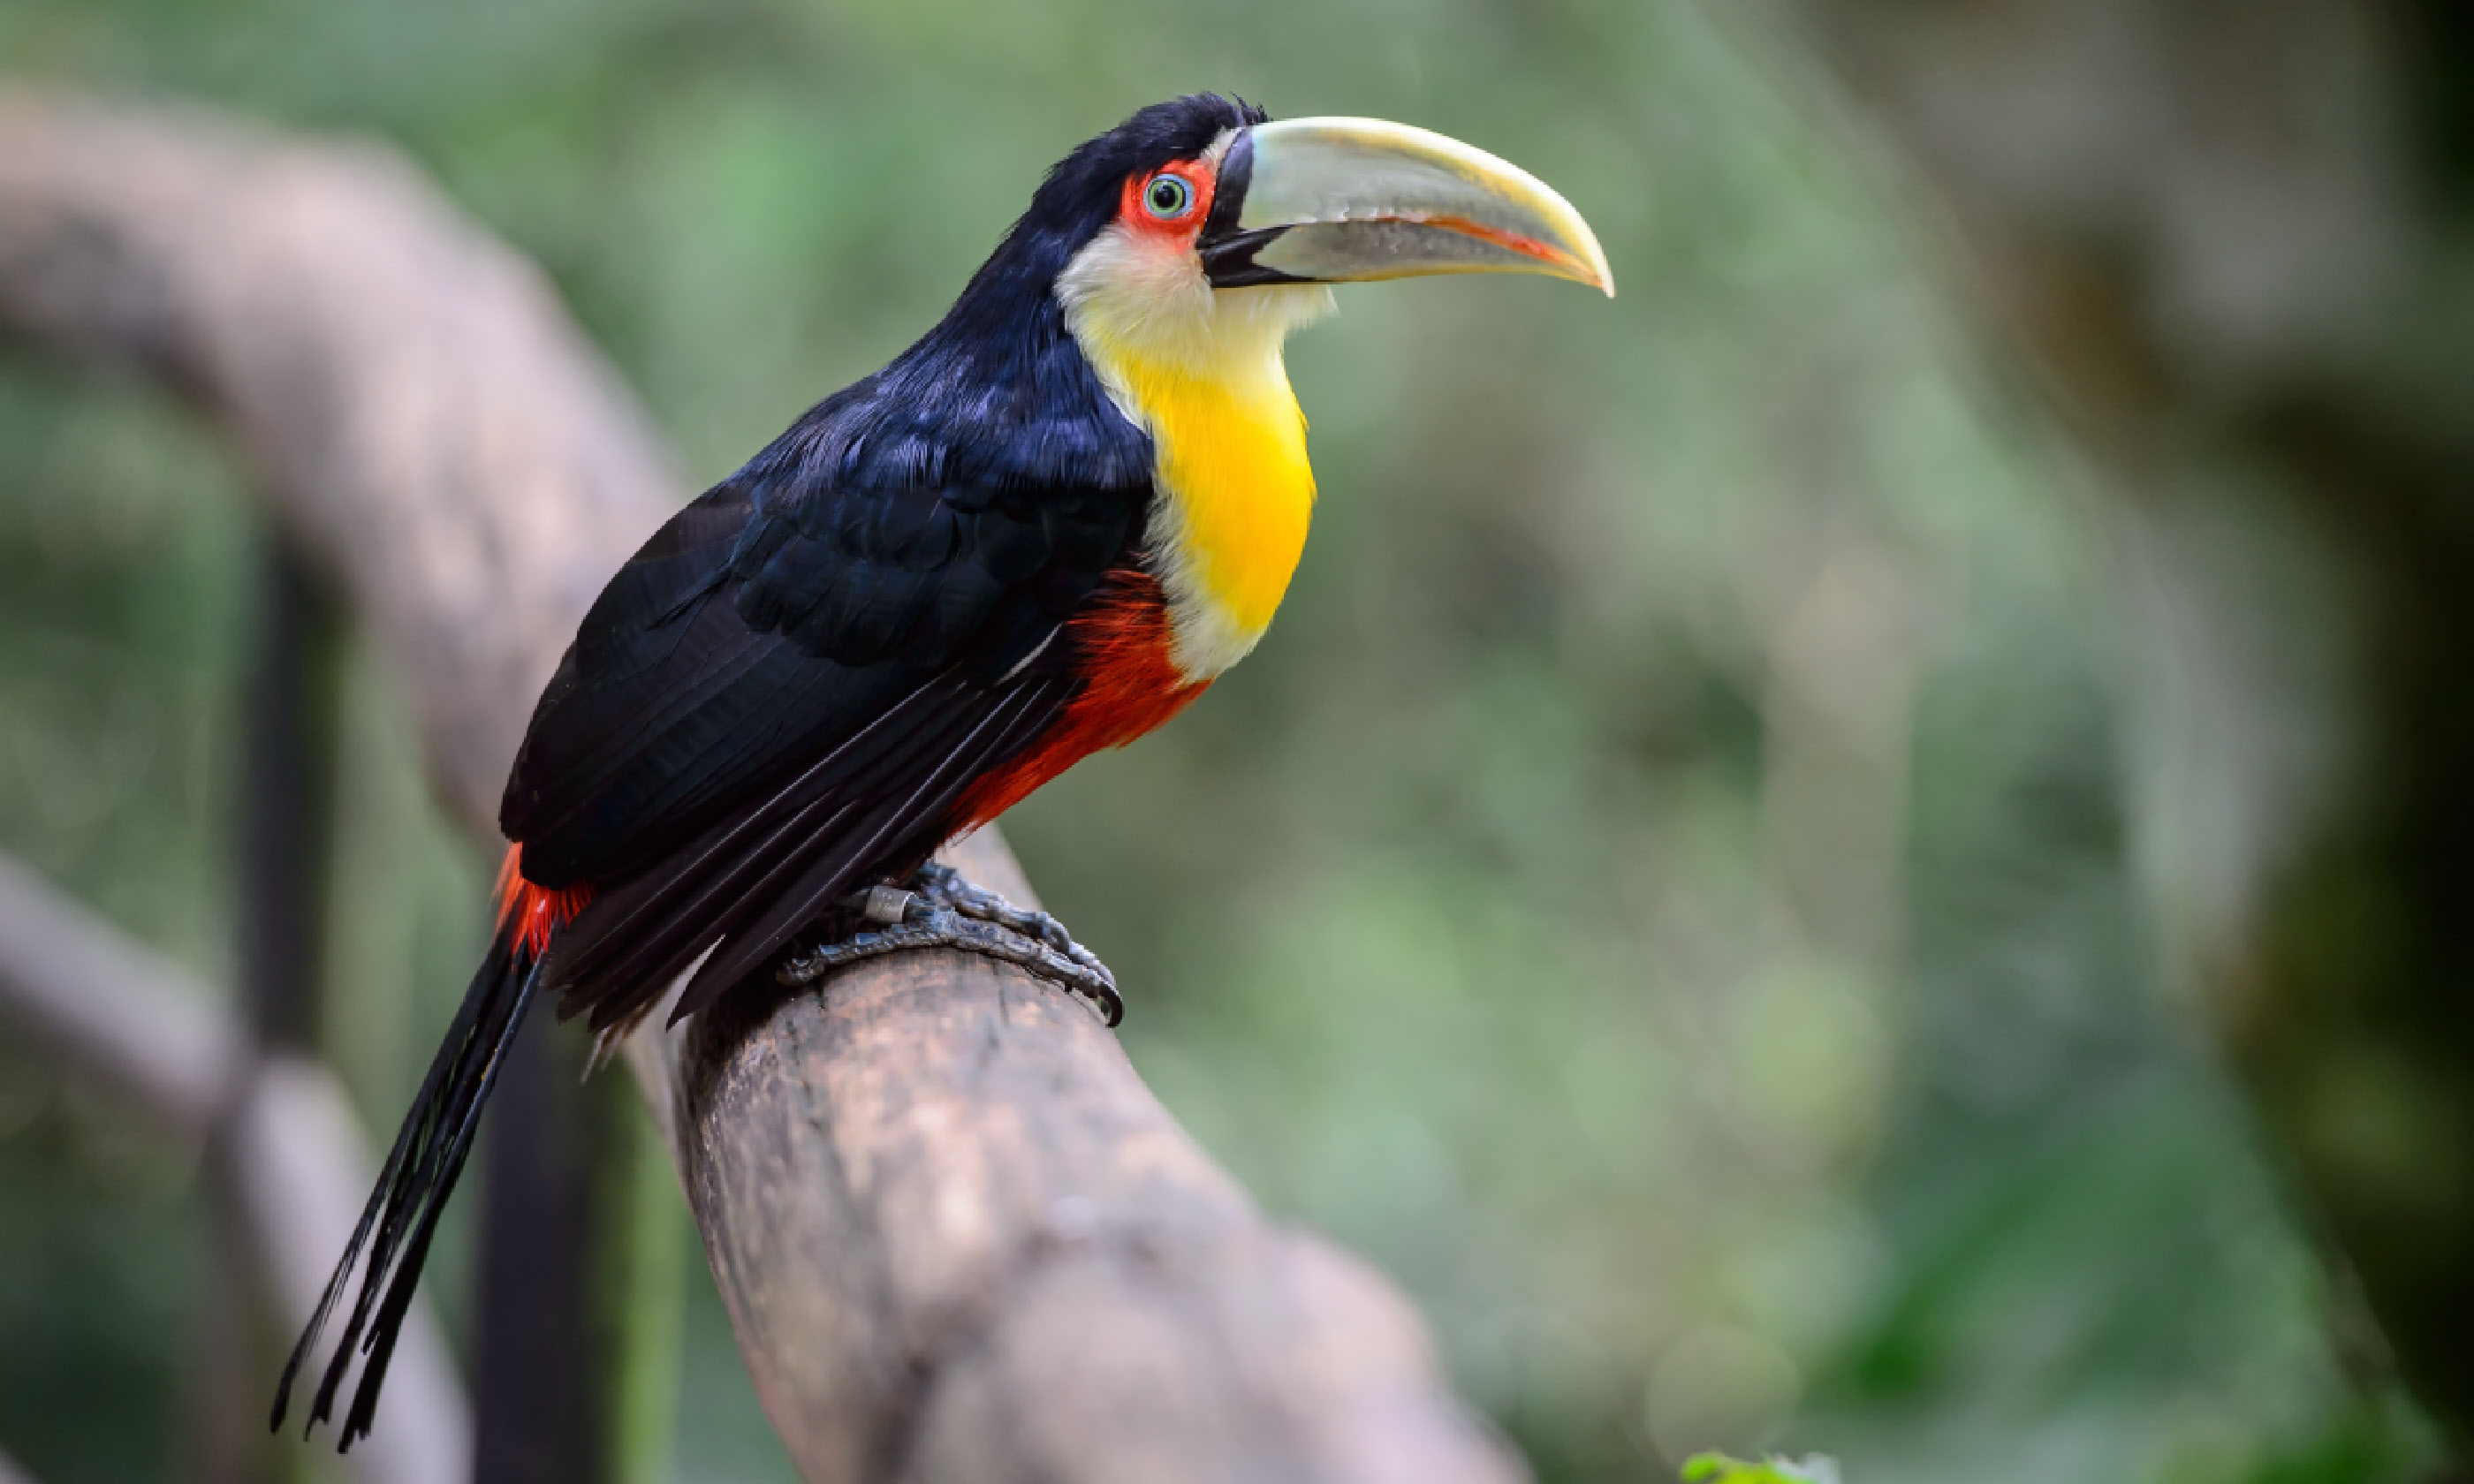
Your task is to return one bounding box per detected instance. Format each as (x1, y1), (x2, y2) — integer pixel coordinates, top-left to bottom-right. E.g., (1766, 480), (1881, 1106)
(2, 1), (2465, 1482)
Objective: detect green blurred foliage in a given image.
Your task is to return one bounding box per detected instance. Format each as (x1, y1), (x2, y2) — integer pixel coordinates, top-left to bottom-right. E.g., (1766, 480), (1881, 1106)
(0, 0), (2440, 1481)
(1681, 1454), (1838, 1484)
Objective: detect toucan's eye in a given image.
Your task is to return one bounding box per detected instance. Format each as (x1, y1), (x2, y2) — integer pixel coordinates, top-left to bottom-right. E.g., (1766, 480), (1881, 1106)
(1143, 173), (1195, 219)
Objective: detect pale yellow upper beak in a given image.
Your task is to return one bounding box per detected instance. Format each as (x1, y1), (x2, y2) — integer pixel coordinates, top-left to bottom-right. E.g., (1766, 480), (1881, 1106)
(1205, 116), (1613, 298)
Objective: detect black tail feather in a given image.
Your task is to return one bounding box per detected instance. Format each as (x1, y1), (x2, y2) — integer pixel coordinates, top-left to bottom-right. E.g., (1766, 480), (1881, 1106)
(270, 925), (546, 1450)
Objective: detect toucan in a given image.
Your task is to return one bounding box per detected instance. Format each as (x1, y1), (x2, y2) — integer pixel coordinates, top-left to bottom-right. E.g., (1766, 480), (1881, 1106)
(272, 93), (1610, 1446)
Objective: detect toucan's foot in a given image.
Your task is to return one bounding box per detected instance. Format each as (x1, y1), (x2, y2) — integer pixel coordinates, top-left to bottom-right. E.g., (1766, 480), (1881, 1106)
(776, 862), (1122, 1026)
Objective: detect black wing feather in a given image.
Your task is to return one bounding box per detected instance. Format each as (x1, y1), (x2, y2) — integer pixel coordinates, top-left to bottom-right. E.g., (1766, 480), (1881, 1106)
(545, 670), (1070, 1028)
(500, 438), (1142, 1029)
(656, 671), (1074, 1020)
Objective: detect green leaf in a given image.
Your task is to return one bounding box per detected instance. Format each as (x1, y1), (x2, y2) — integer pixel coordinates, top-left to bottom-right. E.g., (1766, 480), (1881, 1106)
(1679, 1453), (1843, 1484)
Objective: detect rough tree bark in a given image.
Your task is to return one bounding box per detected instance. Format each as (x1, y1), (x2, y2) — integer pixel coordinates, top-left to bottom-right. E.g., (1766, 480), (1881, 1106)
(1772, 0), (2474, 1458)
(0, 89), (1525, 1484)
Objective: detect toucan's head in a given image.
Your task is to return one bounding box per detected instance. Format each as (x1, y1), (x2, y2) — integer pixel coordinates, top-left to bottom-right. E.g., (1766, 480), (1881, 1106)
(950, 94), (1611, 382)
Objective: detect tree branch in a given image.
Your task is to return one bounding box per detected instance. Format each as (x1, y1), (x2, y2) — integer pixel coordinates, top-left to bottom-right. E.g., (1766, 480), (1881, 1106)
(0, 852), (470, 1484)
(0, 89), (1524, 1483)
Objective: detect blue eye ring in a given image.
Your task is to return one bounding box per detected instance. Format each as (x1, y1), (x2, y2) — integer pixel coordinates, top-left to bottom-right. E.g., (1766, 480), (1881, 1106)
(1143, 173), (1195, 219)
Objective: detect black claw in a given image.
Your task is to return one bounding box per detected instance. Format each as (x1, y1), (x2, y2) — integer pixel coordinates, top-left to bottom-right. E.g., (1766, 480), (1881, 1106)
(781, 866), (1121, 1025)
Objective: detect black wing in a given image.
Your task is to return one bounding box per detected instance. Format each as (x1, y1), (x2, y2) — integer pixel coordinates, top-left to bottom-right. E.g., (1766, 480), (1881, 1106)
(502, 448), (1144, 1027)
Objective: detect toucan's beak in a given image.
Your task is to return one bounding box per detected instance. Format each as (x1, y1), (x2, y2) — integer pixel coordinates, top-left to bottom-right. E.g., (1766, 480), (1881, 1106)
(1201, 117), (1613, 297)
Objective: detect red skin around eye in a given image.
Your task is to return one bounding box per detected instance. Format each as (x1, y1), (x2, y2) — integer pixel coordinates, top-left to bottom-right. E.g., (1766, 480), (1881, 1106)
(1117, 159), (1216, 241)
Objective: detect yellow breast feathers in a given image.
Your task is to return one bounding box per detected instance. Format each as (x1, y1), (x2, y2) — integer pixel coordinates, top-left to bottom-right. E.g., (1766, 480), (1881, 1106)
(1057, 226), (1333, 681)
(1109, 347), (1317, 678)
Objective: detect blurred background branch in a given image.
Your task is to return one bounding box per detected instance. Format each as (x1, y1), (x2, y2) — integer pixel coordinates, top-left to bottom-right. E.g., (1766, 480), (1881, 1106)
(0, 851), (469, 1484)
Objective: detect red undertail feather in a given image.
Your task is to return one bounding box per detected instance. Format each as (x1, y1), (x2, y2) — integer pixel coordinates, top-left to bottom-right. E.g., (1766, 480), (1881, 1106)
(493, 845), (593, 958)
(948, 568), (1206, 832)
